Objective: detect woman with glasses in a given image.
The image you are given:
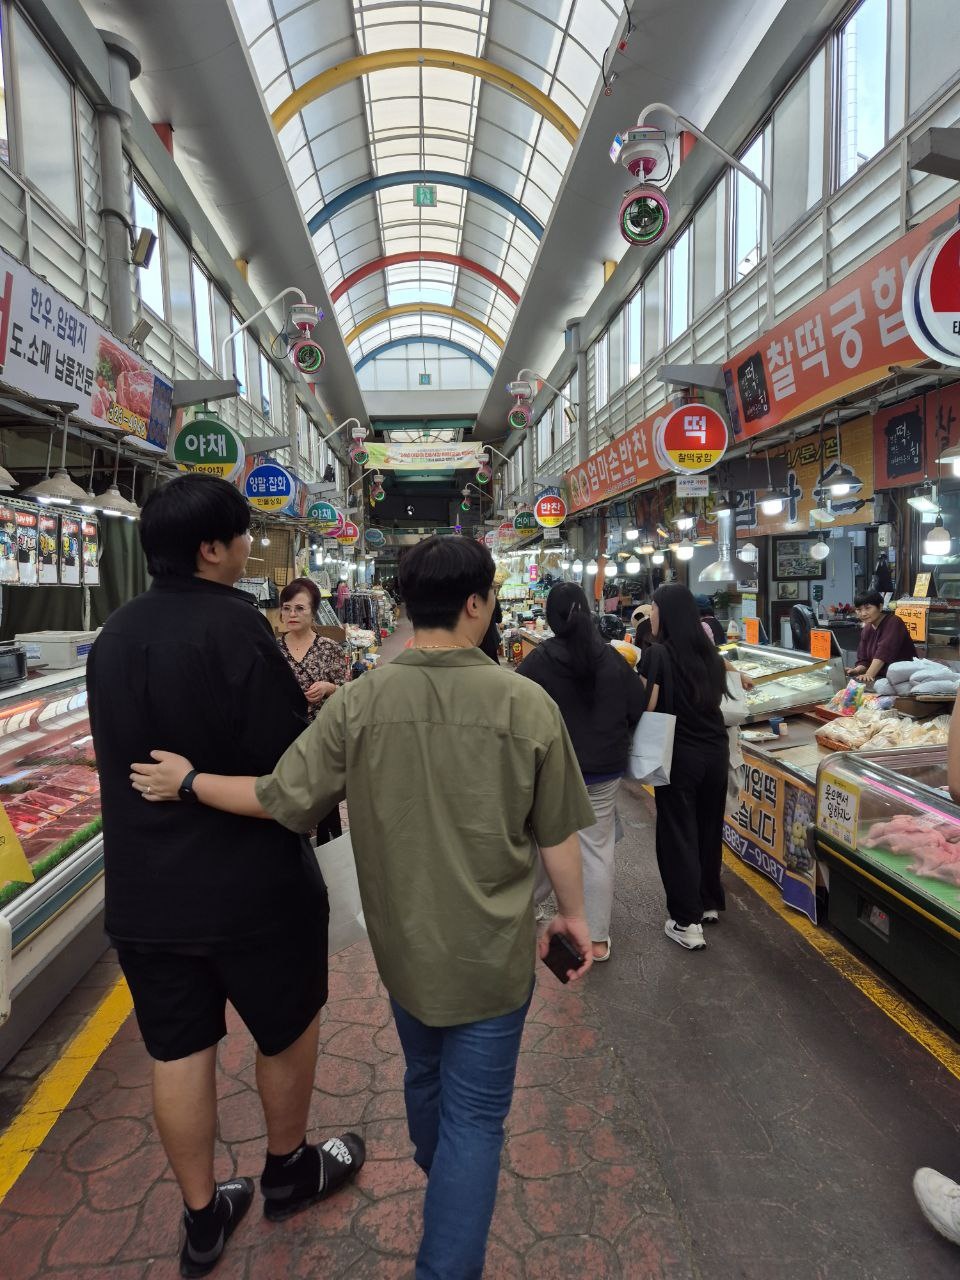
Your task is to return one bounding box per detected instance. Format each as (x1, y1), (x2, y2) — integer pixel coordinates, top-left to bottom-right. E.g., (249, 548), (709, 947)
(277, 577), (349, 842)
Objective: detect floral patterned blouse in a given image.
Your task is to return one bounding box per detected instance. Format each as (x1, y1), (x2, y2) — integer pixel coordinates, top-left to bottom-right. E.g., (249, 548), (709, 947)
(279, 633), (349, 721)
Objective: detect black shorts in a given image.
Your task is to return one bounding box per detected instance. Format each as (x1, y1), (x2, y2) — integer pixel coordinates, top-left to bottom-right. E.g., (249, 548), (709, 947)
(116, 914), (329, 1062)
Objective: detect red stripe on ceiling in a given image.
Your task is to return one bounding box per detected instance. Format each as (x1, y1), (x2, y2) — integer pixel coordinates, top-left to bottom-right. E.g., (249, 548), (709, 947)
(331, 251), (521, 306)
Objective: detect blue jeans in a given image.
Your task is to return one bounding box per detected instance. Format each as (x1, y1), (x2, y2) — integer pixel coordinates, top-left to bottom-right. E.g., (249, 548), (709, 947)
(390, 990), (533, 1280)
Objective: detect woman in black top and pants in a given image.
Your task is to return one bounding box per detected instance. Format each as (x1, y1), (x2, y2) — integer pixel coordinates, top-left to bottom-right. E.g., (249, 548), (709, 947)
(640, 583), (730, 951)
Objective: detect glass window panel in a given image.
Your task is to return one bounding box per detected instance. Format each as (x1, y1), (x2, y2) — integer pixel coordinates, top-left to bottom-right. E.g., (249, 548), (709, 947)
(212, 289), (232, 374)
(245, 336), (261, 408)
(232, 315), (247, 397)
(165, 227), (195, 345)
(626, 289), (643, 380)
(608, 311), (625, 394)
(772, 49), (824, 234)
(0, 12), (9, 168)
(272, 367), (284, 431)
(643, 261), (664, 362)
(909, 0), (958, 115)
(191, 263), (214, 368)
(595, 331), (609, 410)
(888, 0), (907, 136)
(733, 133), (766, 280)
(132, 181), (165, 318)
(259, 351), (272, 419)
(693, 186), (724, 318)
(838, 0), (887, 186)
(669, 229), (690, 344)
(16, 17), (79, 224)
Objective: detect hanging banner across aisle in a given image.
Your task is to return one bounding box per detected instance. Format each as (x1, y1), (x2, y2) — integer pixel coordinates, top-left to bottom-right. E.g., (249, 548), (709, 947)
(363, 442), (486, 471)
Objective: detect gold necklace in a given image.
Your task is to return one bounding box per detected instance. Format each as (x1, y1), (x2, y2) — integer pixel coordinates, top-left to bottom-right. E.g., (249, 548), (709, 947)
(414, 643), (472, 651)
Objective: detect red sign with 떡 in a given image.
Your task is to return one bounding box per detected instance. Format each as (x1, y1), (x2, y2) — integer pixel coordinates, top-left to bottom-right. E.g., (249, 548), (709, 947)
(723, 206), (957, 440)
(902, 221), (960, 366)
(655, 403), (728, 474)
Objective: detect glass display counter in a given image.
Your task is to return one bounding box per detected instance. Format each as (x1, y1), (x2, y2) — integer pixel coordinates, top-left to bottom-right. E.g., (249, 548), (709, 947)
(813, 746), (960, 1031)
(722, 642), (844, 723)
(0, 667), (105, 1068)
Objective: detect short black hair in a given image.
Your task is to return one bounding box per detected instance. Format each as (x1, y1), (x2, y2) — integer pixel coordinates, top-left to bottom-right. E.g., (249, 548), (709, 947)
(139, 473), (250, 578)
(854, 590), (883, 609)
(399, 534), (495, 630)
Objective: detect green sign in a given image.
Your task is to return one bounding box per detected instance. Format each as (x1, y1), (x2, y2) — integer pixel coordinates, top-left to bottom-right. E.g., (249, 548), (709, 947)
(413, 183), (437, 208)
(514, 510), (538, 531)
(419, 372), (432, 385)
(173, 413), (244, 481)
(307, 500), (342, 536)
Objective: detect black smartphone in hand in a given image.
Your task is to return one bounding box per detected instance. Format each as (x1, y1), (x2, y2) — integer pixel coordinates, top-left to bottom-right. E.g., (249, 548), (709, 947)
(542, 932), (586, 984)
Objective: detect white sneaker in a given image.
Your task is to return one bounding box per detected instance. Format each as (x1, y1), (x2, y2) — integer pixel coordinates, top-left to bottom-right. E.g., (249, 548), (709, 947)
(664, 919), (706, 950)
(914, 1168), (960, 1245)
(701, 910), (720, 925)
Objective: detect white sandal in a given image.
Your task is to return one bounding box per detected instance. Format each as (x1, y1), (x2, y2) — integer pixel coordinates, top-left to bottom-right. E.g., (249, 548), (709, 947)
(592, 939), (612, 962)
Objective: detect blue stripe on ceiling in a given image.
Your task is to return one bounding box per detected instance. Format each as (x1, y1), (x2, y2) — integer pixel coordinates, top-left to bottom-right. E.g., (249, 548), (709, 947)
(309, 170), (545, 240)
(354, 337), (495, 376)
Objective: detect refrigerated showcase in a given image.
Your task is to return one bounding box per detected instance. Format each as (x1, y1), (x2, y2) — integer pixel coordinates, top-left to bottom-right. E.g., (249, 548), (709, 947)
(0, 667), (106, 1068)
(813, 746), (960, 1031)
(722, 642), (844, 723)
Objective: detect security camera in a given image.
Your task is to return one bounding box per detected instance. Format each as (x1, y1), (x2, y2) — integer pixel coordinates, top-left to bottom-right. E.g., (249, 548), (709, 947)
(289, 302), (321, 331)
(291, 338), (325, 375)
(611, 126), (671, 248)
(506, 379), (533, 400)
(508, 397), (532, 431)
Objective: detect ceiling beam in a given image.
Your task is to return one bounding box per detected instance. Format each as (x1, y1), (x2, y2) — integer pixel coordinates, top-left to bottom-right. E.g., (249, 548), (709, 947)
(344, 305), (504, 350)
(354, 337), (494, 376)
(332, 252), (521, 307)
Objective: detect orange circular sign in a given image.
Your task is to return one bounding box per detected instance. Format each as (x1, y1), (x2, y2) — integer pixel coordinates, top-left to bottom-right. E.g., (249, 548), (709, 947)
(655, 403), (729, 475)
(336, 519), (360, 546)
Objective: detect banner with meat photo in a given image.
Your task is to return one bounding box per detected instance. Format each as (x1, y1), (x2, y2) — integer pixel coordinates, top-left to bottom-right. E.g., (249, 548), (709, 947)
(0, 247), (174, 450)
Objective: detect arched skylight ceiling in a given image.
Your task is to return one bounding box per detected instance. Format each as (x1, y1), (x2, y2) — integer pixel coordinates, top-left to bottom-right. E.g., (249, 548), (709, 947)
(232, 0), (621, 371)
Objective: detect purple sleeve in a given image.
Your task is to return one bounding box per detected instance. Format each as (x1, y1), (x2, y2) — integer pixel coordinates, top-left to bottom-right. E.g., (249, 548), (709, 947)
(875, 616), (915, 665)
(856, 625), (875, 666)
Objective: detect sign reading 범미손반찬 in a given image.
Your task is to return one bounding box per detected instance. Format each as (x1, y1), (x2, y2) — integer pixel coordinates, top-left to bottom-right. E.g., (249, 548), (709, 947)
(654, 403), (729, 474)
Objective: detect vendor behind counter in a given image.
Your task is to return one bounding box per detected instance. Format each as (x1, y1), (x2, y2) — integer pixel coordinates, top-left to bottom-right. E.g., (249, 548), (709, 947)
(846, 590), (917, 683)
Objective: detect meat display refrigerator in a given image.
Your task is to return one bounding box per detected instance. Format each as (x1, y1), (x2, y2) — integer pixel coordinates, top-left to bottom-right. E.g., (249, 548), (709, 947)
(0, 667), (105, 1068)
(722, 642), (844, 723)
(812, 746), (960, 1031)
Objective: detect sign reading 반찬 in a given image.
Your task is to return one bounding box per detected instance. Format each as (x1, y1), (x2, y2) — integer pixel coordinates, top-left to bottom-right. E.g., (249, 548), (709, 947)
(0, 246), (174, 450)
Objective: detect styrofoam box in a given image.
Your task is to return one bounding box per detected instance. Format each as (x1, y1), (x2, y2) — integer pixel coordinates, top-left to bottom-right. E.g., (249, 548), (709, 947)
(15, 630), (100, 668)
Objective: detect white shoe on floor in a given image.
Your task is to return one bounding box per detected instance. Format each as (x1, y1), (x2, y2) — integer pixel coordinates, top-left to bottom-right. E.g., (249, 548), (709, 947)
(701, 910), (720, 924)
(914, 1167), (960, 1245)
(664, 919), (706, 950)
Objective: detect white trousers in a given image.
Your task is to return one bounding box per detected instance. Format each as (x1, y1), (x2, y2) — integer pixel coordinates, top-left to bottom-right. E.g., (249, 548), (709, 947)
(536, 777), (621, 942)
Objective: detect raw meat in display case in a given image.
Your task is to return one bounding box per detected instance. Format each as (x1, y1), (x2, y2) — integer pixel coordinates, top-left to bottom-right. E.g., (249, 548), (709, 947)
(0, 675), (101, 906)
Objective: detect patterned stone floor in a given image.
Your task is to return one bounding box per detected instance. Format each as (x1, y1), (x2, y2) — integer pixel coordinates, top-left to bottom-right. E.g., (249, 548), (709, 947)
(0, 937), (694, 1279)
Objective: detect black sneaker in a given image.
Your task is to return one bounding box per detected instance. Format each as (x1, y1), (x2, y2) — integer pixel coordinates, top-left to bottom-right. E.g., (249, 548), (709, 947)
(179, 1178), (254, 1279)
(261, 1132), (366, 1222)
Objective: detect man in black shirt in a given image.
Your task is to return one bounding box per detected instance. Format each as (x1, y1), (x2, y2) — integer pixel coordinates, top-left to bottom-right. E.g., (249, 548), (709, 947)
(88, 474), (363, 1278)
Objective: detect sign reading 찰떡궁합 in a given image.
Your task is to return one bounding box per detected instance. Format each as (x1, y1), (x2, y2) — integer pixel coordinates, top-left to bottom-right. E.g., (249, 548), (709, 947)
(818, 773), (860, 850)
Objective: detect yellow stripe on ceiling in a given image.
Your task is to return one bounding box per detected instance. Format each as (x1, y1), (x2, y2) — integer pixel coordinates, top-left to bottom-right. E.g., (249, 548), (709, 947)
(272, 48), (579, 146)
(344, 304), (505, 350)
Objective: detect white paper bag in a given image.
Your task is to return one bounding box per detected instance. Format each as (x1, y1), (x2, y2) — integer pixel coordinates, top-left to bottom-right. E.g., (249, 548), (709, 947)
(626, 710), (676, 786)
(314, 831), (367, 956)
(721, 670), (749, 726)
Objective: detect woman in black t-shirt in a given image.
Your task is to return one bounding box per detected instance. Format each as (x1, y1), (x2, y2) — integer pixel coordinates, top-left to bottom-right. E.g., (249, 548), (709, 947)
(639, 583), (730, 951)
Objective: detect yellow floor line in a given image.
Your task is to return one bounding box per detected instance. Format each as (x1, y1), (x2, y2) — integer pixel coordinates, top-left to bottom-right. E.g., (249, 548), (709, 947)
(723, 850), (960, 1083)
(0, 974), (133, 1204)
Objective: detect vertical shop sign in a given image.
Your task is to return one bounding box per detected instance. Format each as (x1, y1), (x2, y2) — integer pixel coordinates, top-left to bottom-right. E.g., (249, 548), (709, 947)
(81, 520), (100, 586)
(0, 247), (173, 447)
(37, 513), (58, 585)
(723, 206), (957, 439)
(15, 508), (38, 586)
(0, 505), (17, 584)
(873, 397), (926, 487)
(723, 761), (817, 922)
(59, 516), (81, 586)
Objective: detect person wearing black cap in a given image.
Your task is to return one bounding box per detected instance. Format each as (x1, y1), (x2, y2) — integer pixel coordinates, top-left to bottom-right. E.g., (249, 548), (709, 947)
(695, 594), (726, 646)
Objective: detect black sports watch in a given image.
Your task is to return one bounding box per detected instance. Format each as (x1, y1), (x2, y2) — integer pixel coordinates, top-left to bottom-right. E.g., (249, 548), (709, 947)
(178, 769), (199, 803)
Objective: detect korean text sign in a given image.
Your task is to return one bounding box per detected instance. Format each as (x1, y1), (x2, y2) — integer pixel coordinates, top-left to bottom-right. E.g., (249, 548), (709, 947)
(722, 207), (955, 439)
(0, 246), (173, 449)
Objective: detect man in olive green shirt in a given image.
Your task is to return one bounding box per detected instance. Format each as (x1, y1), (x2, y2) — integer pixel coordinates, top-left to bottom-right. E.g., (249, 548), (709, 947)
(133, 534), (595, 1280)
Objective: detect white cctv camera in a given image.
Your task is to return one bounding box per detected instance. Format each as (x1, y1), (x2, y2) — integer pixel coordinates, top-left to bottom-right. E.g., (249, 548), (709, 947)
(289, 302), (321, 332)
(611, 126), (671, 247)
(506, 379), (533, 400)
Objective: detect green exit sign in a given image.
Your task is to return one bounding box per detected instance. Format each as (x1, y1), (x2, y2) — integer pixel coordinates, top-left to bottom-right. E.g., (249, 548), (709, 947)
(413, 183), (437, 208)
(419, 372), (432, 385)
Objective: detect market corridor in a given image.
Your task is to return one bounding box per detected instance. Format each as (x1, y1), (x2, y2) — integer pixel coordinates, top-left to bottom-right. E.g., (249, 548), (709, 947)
(0, 626), (958, 1279)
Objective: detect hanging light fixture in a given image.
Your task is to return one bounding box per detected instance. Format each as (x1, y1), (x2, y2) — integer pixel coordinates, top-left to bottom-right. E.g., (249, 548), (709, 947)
(604, 562), (617, 578)
(925, 515), (951, 555)
(760, 450), (788, 516)
(810, 535), (831, 561)
(560, 556), (571, 570)
(674, 507), (695, 531)
(572, 557), (584, 573)
(739, 541), (758, 563)
(810, 504), (836, 523)
(908, 482), (940, 514)
(585, 558), (599, 574)
(88, 439), (140, 518)
(676, 539), (694, 561)
(625, 524), (640, 541)
(21, 410), (88, 506)
(638, 537), (655, 555)
(651, 549), (665, 566)
(713, 491), (732, 518)
(826, 410), (863, 495)
(625, 556), (641, 574)
(79, 449), (98, 514)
